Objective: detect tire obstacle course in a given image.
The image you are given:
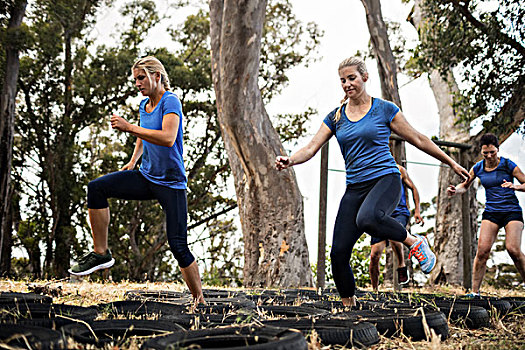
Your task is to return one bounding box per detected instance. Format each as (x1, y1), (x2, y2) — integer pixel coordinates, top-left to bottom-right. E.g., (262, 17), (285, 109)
(0, 288), (523, 349)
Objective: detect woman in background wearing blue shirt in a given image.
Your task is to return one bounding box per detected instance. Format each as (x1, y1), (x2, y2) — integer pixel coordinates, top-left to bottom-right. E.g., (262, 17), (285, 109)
(275, 56), (469, 306)
(448, 133), (525, 296)
(69, 56), (205, 304)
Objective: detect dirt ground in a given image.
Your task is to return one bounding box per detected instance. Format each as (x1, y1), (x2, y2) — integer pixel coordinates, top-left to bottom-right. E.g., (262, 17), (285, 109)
(1, 279), (524, 349)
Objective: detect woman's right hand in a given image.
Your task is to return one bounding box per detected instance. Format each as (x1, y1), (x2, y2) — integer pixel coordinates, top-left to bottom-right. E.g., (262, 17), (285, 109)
(275, 156), (292, 171)
(121, 161), (136, 171)
(446, 185), (457, 196)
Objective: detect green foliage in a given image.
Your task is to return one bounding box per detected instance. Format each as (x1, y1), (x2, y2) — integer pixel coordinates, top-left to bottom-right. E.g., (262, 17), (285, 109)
(408, 0), (524, 130)
(8, 0), (322, 283)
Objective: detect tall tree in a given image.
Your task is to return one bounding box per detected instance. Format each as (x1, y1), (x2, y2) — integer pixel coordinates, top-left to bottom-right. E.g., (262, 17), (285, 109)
(407, 0), (524, 285)
(15, 0), (138, 277)
(210, 0), (313, 287)
(0, 0), (27, 275)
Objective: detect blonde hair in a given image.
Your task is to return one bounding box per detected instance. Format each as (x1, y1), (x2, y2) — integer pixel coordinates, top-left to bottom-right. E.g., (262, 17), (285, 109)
(333, 56), (368, 122)
(132, 56), (171, 91)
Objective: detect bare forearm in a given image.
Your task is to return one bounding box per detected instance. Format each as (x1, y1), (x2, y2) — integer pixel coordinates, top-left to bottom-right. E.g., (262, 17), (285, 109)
(410, 134), (458, 168)
(127, 124), (175, 147)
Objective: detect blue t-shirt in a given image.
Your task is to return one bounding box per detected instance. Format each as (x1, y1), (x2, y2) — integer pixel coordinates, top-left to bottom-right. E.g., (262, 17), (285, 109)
(139, 91), (187, 189)
(323, 97), (400, 184)
(473, 157), (521, 212)
(392, 182), (410, 217)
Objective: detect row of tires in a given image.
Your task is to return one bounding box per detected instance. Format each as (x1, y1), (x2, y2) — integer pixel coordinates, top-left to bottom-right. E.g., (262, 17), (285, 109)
(1, 289), (523, 349)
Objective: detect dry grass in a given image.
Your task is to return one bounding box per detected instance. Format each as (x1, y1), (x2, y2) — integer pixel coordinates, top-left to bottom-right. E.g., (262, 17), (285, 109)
(1, 279), (524, 349)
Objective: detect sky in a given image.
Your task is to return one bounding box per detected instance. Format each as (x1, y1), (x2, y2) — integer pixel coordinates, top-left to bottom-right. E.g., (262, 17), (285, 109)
(92, 0), (525, 267)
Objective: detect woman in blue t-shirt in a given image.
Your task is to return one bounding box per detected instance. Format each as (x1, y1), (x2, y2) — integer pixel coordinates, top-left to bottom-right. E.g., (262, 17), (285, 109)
(448, 133), (525, 296)
(69, 56), (205, 304)
(275, 56), (469, 306)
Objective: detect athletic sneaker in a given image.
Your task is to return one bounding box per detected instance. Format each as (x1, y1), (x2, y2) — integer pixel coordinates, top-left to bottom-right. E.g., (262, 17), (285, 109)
(409, 234), (436, 274)
(464, 292), (481, 299)
(68, 249), (115, 276)
(397, 266), (409, 285)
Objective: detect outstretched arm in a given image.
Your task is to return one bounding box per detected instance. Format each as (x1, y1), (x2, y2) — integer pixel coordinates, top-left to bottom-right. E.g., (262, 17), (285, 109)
(275, 124), (332, 170)
(399, 165), (424, 225)
(390, 111), (470, 181)
(447, 167), (476, 196)
(502, 166), (525, 192)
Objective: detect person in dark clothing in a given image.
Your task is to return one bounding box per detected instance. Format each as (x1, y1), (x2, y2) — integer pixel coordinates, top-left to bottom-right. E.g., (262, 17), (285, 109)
(448, 133), (525, 296)
(275, 56), (469, 306)
(369, 164), (424, 290)
(69, 56), (205, 304)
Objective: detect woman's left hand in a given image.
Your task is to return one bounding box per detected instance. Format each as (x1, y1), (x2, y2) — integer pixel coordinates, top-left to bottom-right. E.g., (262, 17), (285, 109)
(111, 114), (131, 132)
(452, 162), (470, 182)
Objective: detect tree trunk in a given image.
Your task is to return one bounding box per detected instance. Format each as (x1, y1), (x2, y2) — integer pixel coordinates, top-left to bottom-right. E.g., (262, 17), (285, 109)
(360, 0), (405, 289)
(0, 0), (27, 275)
(209, 0), (313, 287)
(410, 0), (477, 286)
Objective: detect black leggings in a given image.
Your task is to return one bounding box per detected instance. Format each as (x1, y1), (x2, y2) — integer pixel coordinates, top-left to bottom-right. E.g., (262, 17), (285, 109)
(330, 173), (408, 297)
(87, 170), (195, 268)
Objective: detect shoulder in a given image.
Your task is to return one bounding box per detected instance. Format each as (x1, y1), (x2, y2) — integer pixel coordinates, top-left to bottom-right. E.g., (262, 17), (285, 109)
(473, 160), (483, 174)
(139, 98), (149, 109)
(501, 157), (517, 171)
(161, 92), (182, 113)
(162, 91), (181, 104)
(323, 107), (340, 125)
(374, 97), (399, 110)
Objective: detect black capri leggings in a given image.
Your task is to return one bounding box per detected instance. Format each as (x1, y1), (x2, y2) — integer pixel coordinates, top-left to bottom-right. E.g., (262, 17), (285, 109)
(87, 170), (195, 268)
(330, 173), (408, 297)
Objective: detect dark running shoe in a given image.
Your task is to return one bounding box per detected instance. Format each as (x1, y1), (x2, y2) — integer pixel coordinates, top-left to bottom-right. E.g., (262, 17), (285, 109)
(68, 250), (115, 276)
(397, 266), (409, 285)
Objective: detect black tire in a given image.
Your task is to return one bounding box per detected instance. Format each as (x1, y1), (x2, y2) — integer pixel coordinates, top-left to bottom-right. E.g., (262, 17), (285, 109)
(141, 325), (307, 350)
(0, 292), (53, 305)
(201, 288), (246, 299)
(257, 305), (329, 318)
(498, 297), (525, 314)
(433, 301), (490, 329)
(124, 290), (189, 301)
(0, 324), (64, 349)
(61, 319), (185, 346)
(195, 297), (256, 313)
(0, 303), (98, 328)
(96, 301), (187, 318)
(455, 297), (512, 314)
(262, 318), (379, 348)
(338, 308), (450, 341)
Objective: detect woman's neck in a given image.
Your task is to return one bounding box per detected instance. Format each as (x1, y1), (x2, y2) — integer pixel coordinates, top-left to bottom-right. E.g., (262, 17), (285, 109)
(148, 88), (167, 108)
(347, 93), (371, 107)
(485, 157), (500, 169)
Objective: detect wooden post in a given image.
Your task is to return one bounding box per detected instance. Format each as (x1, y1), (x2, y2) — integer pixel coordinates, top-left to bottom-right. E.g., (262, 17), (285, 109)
(459, 150), (473, 289)
(317, 143), (329, 290)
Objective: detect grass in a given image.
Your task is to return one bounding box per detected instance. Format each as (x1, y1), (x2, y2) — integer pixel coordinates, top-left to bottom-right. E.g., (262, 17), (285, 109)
(1, 279), (524, 349)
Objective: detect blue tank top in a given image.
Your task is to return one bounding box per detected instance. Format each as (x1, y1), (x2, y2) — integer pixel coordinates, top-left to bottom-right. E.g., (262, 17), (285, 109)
(323, 97), (400, 184)
(472, 157), (521, 212)
(139, 91), (187, 190)
(392, 182), (410, 217)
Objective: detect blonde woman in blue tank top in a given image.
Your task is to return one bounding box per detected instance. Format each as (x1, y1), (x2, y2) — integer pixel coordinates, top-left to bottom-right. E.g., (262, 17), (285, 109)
(448, 133), (525, 296)
(276, 56), (469, 306)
